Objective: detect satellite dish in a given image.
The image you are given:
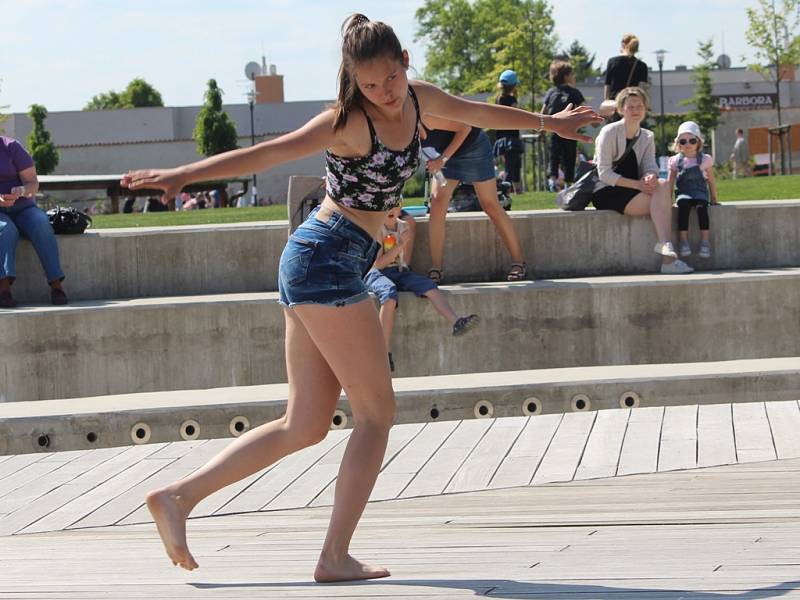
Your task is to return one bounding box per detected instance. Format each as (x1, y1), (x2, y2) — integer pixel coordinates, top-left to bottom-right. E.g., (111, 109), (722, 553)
(244, 61), (262, 81)
(717, 54), (731, 69)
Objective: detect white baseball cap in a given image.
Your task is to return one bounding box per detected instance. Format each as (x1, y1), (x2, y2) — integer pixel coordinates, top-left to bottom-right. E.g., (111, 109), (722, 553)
(676, 121), (704, 142)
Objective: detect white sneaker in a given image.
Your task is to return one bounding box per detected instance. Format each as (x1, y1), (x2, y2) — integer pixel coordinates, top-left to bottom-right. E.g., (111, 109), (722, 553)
(698, 240), (711, 258)
(661, 259), (694, 274)
(654, 241), (678, 258)
(678, 241), (691, 257)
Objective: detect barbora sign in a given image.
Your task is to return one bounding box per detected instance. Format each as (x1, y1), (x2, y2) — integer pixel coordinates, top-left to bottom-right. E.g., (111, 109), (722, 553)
(715, 93), (778, 110)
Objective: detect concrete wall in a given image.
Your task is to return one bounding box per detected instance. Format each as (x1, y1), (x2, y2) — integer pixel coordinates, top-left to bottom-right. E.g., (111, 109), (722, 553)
(10, 201), (800, 303)
(1, 269), (798, 402)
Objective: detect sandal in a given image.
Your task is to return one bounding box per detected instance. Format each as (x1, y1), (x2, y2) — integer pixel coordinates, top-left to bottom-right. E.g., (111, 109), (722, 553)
(506, 262), (528, 282)
(427, 268), (444, 284)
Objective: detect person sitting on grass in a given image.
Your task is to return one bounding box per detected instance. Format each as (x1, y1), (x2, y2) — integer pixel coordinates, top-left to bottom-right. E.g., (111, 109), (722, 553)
(364, 207), (479, 372)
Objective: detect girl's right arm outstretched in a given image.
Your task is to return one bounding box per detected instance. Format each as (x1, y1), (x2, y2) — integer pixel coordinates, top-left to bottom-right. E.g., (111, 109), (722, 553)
(121, 110), (340, 200)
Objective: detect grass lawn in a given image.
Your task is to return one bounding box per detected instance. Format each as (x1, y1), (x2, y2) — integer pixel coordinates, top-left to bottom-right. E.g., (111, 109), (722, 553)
(89, 174), (800, 229)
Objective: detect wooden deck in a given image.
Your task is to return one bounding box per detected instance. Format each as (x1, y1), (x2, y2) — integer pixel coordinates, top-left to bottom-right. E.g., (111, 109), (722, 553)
(2, 402), (800, 597)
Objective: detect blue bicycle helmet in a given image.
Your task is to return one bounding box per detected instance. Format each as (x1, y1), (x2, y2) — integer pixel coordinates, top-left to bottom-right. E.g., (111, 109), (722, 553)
(499, 69), (519, 85)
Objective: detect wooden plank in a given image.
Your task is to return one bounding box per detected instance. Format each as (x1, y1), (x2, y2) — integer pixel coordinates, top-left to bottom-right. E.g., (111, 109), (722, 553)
(697, 403), (737, 468)
(74, 440), (236, 529)
(400, 419), (493, 498)
(765, 400), (800, 459)
(370, 421), (460, 501)
(309, 424), (425, 507)
(734, 402), (777, 463)
(20, 448), (171, 534)
(3, 444), (165, 535)
(445, 417), (528, 493)
(488, 414), (562, 489)
(0, 446), (127, 517)
(212, 431), (349, 515)
(617, 406), (664, 476)
(265, 430), (355, 511)
(574, 409), (630, 480)
(0, 453), (47, 482)
(657, 405), (697, 472)
(532, 411), (596, 484)
(119, 438), (267, 524)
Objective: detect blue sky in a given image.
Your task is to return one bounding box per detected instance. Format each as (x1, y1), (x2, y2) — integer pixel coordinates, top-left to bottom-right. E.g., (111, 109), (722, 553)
(3, 0), (756, 114)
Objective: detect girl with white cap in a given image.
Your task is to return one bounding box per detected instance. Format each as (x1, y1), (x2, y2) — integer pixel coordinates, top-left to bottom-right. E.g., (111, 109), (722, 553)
(667, 121), (719, 258)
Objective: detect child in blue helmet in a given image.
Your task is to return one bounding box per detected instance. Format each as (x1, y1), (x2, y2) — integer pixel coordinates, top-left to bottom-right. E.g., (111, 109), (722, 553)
(494, 69), (523, 193)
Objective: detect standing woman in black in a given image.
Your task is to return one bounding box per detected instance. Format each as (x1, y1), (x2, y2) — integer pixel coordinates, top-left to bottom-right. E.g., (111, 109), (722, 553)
(604, 34), (649, 121)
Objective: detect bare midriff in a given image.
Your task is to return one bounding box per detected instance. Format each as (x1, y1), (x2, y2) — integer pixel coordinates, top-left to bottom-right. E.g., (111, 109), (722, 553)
(318, 196), (389, 242)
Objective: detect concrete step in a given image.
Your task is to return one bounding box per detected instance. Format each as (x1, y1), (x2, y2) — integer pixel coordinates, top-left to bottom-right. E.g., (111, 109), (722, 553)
(11, 200), (800, 302)
(2, 358), (798, 455)
(2, 268), (799, 402)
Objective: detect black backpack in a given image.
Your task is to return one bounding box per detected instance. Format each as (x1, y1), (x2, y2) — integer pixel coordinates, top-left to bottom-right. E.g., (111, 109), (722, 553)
(545, 87), (572, 115)
(47, 206), (92, 234)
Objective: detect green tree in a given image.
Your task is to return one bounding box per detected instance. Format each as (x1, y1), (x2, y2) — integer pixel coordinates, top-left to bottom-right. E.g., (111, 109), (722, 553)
(415, 0), (557, 108)
(84, 78), (164, 110)
(193, 79), (238, 157)
(682, 39), (721, 155)
(84, 90), (124, 110)
(744, 0), (800, 172)
(123, 77), (164, 107)
(559, 40), (600, 83)
(26, 104), (59, 175)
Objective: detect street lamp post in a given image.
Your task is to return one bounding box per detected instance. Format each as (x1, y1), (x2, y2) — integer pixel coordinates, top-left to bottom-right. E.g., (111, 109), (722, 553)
(247, 86), (258, 207)
(654, 49), (668, 159)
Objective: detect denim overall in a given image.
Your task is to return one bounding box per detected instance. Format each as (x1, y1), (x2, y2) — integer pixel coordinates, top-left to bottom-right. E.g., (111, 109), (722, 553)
(675, 154), (710, 232)
(675, 154), (708, 202)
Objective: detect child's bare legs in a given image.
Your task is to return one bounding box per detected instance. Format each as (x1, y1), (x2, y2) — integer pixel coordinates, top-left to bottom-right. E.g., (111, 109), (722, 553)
(147, 301), (395, 582)
(378, 299), (397, 351)
(423, 288), (458, 326)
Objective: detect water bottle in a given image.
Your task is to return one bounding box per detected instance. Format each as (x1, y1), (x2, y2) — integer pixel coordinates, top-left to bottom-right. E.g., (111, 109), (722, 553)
(421, 147), (447, 187)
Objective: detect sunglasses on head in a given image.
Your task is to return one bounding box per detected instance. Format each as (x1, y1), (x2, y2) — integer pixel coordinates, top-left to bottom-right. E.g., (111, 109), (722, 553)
(678, 138), (698, 145)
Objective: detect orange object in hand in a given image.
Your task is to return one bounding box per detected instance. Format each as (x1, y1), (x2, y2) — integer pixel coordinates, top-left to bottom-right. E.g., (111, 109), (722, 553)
(383, 233), (396, 251)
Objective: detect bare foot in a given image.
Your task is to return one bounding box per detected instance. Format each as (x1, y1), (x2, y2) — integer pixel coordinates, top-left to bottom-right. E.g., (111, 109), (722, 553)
(145, 488), (199, 571)
(314, 554), (390, 583)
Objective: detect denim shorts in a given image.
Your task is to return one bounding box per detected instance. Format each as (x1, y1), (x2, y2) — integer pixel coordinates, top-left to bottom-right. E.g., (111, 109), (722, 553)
(278, 206), (380, 308)
(442, 130), (496, 184)
(364, 267), (437, 305)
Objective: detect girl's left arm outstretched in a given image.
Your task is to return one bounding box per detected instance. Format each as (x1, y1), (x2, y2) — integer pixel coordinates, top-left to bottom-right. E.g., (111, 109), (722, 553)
(413, 80), (603, 143)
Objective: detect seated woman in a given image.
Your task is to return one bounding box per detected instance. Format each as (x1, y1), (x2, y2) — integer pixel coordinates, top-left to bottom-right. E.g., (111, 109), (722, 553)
(0, 136), (67, 308)
(591, 87), (692, 274)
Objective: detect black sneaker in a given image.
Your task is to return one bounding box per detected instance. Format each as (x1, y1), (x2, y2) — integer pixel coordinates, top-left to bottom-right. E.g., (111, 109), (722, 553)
(452, 314), (480, 336)
(387, 352), (395, 372)
(0, 290), (17, 309)
(51, 288), (68, 306)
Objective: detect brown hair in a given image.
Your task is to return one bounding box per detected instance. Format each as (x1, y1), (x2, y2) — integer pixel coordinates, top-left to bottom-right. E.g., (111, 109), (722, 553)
(615, 86), (650, 112)
(549, 60), (574, 85)
(494, 82), (517, 103)
(621, 34), (639, 55)
(332, 14), (404, 130)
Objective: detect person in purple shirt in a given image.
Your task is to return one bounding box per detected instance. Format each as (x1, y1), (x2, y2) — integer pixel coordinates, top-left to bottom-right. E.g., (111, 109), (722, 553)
(0, 136), (67, 307)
